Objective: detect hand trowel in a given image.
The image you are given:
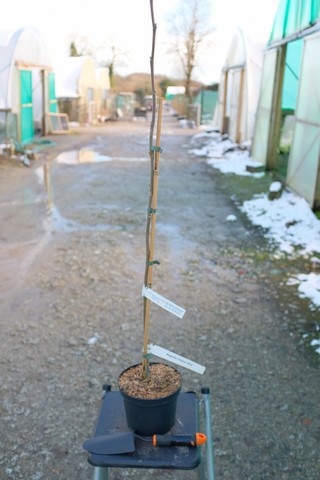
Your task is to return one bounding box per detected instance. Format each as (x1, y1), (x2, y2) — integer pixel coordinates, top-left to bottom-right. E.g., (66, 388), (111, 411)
(83, 432), (206, 455)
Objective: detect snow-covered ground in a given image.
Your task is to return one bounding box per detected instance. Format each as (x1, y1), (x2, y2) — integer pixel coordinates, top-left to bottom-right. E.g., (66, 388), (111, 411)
(189, 128), (320, 355)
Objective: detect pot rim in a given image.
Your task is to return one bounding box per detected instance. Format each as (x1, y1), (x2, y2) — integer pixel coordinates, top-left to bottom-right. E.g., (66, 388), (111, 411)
(118, 362), (182, 400)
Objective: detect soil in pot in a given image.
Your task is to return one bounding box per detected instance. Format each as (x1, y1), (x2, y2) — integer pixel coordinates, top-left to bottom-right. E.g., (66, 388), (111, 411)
(118, 363), (182, 435)
(118, 363), (181, 399)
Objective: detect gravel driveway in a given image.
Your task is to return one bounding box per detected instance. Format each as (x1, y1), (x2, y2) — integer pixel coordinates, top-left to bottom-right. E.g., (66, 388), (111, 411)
(0, 114), (319, 479)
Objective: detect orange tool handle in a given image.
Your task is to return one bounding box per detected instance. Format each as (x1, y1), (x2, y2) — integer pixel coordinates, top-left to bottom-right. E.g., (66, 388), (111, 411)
(152, 433), (206, 447)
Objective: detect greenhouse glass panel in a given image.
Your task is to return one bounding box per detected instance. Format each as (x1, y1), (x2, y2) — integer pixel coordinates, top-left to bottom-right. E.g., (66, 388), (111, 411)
(251, 50), (277, 164)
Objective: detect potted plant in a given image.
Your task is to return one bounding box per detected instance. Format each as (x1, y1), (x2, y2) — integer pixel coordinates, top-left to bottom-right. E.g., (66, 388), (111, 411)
(118, 0), (204, 436)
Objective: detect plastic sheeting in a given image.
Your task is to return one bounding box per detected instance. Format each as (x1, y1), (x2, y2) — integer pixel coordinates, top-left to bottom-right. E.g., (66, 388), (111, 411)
(55, 58), (110, 124)
(251, 49), (278, 164)
(269, 0), (320, 43)
(0, 27), (52, 110)
(286, 32), (320, 206)
(193, 90), (218, 124)
(49, 73), (58, 113)
(282, 39), (303, 109)
(0, 111), (17, 142)
(55, 57), (98, 99)
(20, 70), (34, 143)
(214, 29), (264, 143)
(251, 1), (320, 208)
(0, 27), (56, 143)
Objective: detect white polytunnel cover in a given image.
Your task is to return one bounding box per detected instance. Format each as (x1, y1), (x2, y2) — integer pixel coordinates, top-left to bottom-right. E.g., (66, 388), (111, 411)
(214, 28), (264, 143)
(55, 57), (99, 99)
(0, 27), (52, 110)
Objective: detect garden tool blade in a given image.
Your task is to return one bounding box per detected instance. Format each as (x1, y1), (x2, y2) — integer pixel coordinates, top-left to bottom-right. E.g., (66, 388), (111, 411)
(83, 432), (135, 455)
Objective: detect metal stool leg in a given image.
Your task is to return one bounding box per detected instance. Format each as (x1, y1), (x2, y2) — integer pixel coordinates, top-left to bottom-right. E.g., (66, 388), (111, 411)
(93, 466), (109, 480)
(197, 446), (206, 480)
(91, 385), (111, 480)
(201, 387), (215, 480)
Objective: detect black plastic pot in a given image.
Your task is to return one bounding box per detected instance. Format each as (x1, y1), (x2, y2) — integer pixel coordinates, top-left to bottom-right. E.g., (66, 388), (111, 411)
(118, 363), (182, 435)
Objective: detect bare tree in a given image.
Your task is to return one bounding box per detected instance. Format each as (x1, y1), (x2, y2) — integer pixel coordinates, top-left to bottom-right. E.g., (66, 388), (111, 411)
(66, 33), (93, 57)
(66, 33), (128, 90)
(95, 41), (129, 90)
(166, 0), (213, 100)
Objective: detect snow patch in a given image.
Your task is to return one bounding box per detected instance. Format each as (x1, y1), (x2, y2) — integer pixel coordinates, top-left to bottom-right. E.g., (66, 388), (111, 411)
(191, 128), (320, 318)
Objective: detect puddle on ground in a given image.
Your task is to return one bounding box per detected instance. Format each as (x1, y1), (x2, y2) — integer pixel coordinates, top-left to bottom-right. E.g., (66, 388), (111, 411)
(56, 149), (112, 164)
(30, 144), (150, 239)
(34, 164), (132, 235)
(31, 146), (166, 239)
(55, 147), (148, 164)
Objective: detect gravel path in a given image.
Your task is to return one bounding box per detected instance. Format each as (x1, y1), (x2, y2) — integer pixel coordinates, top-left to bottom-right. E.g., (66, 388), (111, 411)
(0, 114), (319, 479)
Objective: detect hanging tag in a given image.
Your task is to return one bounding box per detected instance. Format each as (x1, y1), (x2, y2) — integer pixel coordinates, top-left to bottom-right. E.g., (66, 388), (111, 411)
(142, 286), (186, 318)
(147, 343), (206, 375)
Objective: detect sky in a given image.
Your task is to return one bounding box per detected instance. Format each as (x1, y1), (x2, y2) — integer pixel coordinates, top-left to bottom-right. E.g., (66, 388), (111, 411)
(4, 0), (280, 84)
(189, 128), (320, 355)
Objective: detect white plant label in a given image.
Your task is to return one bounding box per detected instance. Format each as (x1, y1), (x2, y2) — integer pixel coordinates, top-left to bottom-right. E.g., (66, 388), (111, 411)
(147, 343), (206, 375)
(142, 286), (186, 318)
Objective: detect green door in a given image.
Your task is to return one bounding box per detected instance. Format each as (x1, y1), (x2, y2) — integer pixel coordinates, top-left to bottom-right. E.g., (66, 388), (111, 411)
(48, 72), (58, 113)
(20, 69), (34, 143)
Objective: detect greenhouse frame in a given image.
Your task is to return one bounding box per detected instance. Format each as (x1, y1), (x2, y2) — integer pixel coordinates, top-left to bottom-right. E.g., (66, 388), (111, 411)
(251, 0), (320, 209)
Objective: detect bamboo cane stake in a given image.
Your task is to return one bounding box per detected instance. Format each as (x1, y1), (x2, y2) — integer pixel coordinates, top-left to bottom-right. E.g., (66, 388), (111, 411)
(43, 163), (53, 209)
(142, 97), (164, 378)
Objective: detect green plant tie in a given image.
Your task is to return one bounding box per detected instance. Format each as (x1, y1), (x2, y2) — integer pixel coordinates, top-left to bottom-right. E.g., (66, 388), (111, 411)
(143, 353), (152, 359)
(148, 208), (157, 214)
(146, 260), (160, 266)
(151, 146), (163, 153)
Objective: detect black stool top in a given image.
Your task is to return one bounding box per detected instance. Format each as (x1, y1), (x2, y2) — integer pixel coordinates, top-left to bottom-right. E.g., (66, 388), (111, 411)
(86, 390), (201, 470)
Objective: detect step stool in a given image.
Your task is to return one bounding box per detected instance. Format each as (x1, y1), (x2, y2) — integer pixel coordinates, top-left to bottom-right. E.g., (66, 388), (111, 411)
(84, 386), (215, 480)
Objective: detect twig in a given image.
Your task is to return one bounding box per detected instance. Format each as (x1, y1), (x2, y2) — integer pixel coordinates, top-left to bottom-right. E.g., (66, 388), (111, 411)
(144, 1), (157, 286)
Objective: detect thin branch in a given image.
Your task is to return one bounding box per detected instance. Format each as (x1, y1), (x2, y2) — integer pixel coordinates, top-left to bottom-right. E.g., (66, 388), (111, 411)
(145, 0), (157, 284)
(149, 0), (157, 152)
(142, 0), (158, 379)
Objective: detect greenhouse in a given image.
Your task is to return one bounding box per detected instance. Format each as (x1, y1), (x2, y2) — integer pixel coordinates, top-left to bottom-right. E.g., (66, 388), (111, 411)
(251, 0), (320, 209)
(55, 56), (102, 125)
(0, 27), (57, 144)
(213, 28), (264, 144)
